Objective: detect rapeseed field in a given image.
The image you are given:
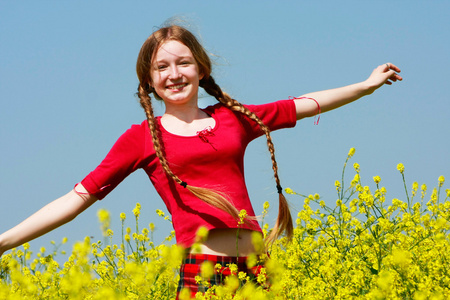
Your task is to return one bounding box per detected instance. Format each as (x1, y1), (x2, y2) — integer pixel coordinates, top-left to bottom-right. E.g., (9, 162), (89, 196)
(1, 149), (449, 299)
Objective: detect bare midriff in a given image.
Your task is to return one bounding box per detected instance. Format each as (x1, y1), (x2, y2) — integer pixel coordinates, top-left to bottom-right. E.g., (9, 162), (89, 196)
(189, 228), (264, 257)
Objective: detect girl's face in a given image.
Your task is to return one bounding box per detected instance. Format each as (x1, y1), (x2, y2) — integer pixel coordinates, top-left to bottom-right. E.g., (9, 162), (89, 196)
(150, 40), (203, 108)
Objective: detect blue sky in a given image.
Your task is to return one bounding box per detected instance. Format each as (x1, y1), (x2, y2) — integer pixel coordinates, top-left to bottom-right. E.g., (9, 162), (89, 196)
(1, 1), (449, 251)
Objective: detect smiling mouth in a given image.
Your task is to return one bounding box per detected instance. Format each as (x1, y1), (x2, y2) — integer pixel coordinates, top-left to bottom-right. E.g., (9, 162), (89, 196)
(167, 83), (188, 90)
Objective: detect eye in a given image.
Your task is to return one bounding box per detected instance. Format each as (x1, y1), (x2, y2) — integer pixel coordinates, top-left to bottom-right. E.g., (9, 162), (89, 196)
(154, 64), (167, 71)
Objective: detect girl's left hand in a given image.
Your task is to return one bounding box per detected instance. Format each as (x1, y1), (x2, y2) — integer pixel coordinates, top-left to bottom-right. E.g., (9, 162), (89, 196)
(365, 63), (402, 94)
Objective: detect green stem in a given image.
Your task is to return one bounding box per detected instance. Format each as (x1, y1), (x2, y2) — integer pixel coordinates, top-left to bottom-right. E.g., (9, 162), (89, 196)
(121, 219), (125, 252)
(401, 173), (411, 213)
(340, 156), (350, 204)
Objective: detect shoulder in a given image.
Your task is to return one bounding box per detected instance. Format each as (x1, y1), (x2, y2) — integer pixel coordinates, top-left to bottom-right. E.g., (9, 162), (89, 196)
(118, 121), (148, 140)
(109, 120), (150, 152)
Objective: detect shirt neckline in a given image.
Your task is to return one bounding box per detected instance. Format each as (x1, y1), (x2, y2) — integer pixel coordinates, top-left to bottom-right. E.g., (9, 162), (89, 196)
(156, 107), (218, 138)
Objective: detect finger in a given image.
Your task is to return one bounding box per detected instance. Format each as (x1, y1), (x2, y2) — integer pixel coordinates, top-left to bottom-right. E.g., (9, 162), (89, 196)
(385, 73), (403, 85)
(389, 72), (402, 82)
(386, 62), (401, 73)
(385, 69), (397, 79)
(389, 74), (398, 82)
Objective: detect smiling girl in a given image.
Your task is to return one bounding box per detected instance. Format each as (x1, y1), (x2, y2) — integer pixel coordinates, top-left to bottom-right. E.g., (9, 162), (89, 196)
(0, 24), (401, 298)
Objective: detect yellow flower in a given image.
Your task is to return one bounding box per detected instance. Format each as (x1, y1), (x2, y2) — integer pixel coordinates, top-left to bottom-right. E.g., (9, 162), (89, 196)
(256, 268), (267, 285)
(120, 212), (126, 221)
(238, 209), (248, 225)
(97, 209), (109, 222)
(335, 180), (341, 190)
(225, 275), (239, 291)
(396, 163), (405, 174)
(438, 175), (445, 187)
(200, 261), (214, 279)
(373, 176), (381, 184)
(251, 231), (264, 253)
(285, 187), (294, 194)
(178, 288), (191, 300)
(132, 203), (141, 218)
(392, 248), (410, 269)
(194, 275), (202, 284)
(304, 197), (310, 205)
(412, 182), (419, 197)
(377, 270), (394, 291)
(215, 263), (223, 273)
(351, 174), (360, 186)
(195, 226), (209, 242)
(228, 263), (238, 275)
(238, 271), (248, 281)
(421, 184), (427, 191)
(348, 147), (355, 158)
(97, 209), (111, 231)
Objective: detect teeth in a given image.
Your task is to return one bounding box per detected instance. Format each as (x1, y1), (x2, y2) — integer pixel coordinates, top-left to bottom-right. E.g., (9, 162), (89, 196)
(168, 84), (186, 89)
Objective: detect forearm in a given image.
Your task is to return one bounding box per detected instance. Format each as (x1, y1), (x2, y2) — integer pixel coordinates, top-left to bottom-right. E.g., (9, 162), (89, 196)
(299, 81), (372, 116)
(295, 63), (402, 120)
(0, 189), (97, 254)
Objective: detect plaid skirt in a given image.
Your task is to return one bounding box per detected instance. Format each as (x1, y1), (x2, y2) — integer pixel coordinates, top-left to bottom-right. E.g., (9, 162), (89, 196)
(176, 253), (266, 299)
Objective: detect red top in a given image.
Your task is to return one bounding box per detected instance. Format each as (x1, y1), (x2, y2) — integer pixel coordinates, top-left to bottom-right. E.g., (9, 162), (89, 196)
(80, 100), (297, 247)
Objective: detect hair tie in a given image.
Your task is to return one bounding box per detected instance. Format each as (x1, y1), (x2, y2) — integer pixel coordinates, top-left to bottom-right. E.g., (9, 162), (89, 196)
(289, 96), (321, 125)
(180, 181), (188, 188)
(276, 184), (283, 194)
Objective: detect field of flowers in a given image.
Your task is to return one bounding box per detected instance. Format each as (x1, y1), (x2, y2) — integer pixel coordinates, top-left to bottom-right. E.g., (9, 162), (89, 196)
(1, 148), (449, 299)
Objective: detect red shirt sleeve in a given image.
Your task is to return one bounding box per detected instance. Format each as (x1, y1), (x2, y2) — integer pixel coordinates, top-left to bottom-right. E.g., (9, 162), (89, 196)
(242, 99), (297, 140)
(80, 123), (149, 200)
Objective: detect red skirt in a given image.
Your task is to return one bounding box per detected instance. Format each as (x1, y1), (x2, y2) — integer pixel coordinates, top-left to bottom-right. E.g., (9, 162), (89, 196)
(176, 253), (266, 299)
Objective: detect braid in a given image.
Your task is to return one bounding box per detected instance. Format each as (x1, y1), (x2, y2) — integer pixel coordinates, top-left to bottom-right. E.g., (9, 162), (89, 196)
(201, 76), (294, 244)
(137, 85), (242, 220)
(138, 86), (183, 184)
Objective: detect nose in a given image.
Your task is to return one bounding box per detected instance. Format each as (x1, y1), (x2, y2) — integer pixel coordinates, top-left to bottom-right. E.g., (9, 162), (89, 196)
(168, 66), (181, 80)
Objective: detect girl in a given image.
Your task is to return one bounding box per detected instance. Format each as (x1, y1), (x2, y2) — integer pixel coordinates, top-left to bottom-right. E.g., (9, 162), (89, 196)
(0, 25), (401, 297)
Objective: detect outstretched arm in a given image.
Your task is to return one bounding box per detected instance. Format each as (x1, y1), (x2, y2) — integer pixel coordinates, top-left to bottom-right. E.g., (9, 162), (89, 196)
(295, 63), (402, 120)
(0, 184), (97, 257)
